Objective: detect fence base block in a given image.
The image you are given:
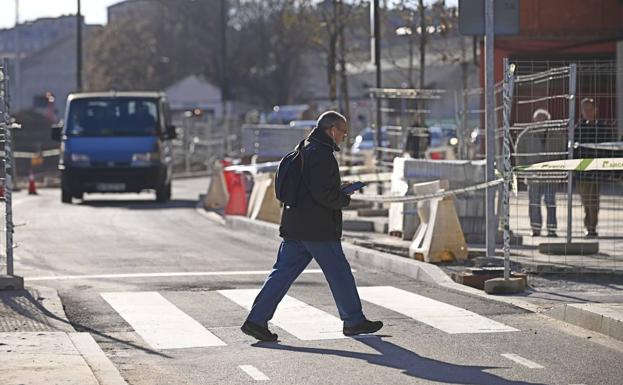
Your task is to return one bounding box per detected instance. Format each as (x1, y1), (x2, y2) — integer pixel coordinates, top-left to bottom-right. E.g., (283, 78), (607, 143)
(484, 277), (526, 295)
(0, 275), (24, 291)
(538, 242), (599, 256)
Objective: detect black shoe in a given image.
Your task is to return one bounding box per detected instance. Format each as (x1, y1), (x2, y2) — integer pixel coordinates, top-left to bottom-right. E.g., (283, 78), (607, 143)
(241, 320), (278, 342)
(532, 230), (541, 237)
(585, 230), (598, 239)
(343, 320), (383, 336)
(547, 230), (558, 237)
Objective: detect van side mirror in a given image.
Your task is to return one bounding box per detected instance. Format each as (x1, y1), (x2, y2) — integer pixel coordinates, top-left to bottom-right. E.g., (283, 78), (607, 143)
(51, 122), (64, 141)
(165, 124), (177, 139)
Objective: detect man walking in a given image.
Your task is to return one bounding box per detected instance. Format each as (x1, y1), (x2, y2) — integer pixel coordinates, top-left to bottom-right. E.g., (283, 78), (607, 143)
(241, 111), (383, 341)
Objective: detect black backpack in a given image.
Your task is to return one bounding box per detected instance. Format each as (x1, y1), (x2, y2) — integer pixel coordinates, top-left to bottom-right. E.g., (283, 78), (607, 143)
(275, 139), (307, 207)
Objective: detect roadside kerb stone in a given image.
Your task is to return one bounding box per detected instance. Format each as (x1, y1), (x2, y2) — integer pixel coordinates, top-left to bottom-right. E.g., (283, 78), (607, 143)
(0, 287), (128, 385)
(546, 303), (623, 342)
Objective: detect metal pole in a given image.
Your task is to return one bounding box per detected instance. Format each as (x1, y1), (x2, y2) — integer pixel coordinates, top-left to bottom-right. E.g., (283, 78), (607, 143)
(484, 0), (496, 257)
(13, 0), (20, 111)
(566, 64), (577, 244)
(372, 0), (383, 195)
(1, 58), (14, 275)
(184, 114), (191, 174)
(220, 0), (230, 156)
(372, 0), (382, 149)
(502, 58), (515, 280)
(76, 0), (83, 91)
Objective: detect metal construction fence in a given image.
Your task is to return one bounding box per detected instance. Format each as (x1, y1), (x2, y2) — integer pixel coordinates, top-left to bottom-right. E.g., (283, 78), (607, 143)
(368, 87), (452, 169)
(171, 115), (240, 175)
(503, 60), (623, 273)
(0, 58), (15, 276)
(350, 59), (623, 274)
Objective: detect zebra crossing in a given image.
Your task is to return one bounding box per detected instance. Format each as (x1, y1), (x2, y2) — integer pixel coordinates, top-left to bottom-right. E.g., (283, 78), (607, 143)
(100, 285), (518, 350)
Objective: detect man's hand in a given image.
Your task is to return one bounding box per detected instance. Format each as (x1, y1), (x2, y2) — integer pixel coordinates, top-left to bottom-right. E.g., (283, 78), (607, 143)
(341, 182), (354, 195)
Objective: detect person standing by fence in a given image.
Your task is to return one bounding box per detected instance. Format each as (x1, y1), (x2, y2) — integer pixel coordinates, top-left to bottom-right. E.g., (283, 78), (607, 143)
(574, 98), (618, 238)
(523, 109), (558, 237)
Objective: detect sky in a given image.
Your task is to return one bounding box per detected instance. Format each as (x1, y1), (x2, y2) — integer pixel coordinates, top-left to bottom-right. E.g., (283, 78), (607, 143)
(0, 0), (459, 30)
(0, 0), (122, 29)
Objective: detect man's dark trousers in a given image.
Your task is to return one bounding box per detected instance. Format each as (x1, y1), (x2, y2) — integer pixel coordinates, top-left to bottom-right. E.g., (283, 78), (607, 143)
(246, 239), (366, 328)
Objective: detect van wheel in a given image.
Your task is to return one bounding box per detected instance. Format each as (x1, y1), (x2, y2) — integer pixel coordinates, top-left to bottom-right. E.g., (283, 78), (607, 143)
(61, 187), (72, 204)
(155, 182), (171, 202)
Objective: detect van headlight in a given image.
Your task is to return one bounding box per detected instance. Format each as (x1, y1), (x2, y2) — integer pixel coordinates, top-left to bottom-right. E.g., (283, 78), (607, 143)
(132, 152), (160, 162)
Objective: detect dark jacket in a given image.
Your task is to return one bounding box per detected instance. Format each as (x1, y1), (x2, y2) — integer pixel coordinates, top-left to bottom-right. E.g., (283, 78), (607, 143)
(279, 128), (351, 241)
(573, 120), (620, 182)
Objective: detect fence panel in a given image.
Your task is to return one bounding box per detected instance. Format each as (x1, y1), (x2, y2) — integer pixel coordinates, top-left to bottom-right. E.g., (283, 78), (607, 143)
(508, 60), (623, 273)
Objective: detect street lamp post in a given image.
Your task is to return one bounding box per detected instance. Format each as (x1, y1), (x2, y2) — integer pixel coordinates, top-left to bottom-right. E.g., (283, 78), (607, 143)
(76, 0), (82, 92)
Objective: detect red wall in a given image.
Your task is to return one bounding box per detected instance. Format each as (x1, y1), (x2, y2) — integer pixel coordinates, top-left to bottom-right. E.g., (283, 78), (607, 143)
(519, 0), (623, 38)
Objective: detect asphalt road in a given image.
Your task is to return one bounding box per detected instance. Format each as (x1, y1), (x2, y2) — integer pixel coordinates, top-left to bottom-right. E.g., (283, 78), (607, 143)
(12, 177), (623, 385)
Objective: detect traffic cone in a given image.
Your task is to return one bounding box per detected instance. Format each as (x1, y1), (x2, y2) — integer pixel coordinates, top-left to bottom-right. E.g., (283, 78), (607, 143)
(224, 172), (248, 216)
(28, 171), (37, 195)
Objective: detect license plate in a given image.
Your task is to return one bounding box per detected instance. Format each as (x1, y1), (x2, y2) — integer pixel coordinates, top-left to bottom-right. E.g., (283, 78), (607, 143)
(96, 183), (126, 192)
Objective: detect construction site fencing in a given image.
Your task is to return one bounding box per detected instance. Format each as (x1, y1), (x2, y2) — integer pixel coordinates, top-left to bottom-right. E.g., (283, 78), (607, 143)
(0, 58), (15, 276)
(368, 87), (449, 169)
(172, 115), (241, 175)
(505, 60), (623, 273)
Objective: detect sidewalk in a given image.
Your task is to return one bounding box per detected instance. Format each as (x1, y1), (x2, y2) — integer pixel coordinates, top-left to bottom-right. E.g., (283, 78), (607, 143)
(0, 286), (127, 385)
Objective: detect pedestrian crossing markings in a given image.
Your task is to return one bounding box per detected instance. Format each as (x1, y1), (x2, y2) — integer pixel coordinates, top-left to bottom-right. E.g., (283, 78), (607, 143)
(101, 286), (518, 350)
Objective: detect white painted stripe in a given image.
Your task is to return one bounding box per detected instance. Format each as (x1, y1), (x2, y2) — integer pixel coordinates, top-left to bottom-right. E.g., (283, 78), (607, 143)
(501, 353), (544, 369)
(238, 365), (270, 381)
(358, 286), (518, 334)
(26, 269), (330, 281)
(101, 292), (226, 349)
(219, 289), (345, 340)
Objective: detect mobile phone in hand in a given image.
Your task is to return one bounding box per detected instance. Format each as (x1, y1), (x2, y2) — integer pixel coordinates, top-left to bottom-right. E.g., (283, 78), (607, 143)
(342, 181), (366, 194)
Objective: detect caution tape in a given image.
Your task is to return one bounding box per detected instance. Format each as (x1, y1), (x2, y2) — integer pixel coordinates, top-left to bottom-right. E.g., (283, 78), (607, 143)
(514, 157), (623, 172)
(350, 178), (503, 203)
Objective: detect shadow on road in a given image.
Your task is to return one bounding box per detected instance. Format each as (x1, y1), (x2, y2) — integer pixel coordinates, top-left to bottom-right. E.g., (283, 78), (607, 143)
(78, 198), (198, 210)
(1, 290), (172, 359)
(254, 336), (546, 385)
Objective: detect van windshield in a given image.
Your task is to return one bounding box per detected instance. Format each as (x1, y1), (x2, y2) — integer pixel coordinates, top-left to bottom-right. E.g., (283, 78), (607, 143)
(66, 98), (159, 137)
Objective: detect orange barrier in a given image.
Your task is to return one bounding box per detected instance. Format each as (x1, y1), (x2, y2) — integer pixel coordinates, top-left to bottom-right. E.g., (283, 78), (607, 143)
(222, 160), (248, 216)
(224, 172), (248, 216)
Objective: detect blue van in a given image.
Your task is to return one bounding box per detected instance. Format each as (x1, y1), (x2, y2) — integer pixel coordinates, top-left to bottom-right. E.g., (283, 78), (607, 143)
(52, 92), (177, 203)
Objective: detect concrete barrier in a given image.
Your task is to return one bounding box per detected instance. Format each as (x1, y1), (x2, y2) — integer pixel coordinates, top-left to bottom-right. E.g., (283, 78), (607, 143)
(388, 158), (418, 239)
(247, 173), (282, 224)
(203, 161), (229, 210)
(409, 180), (468, 263)
(391, 157), (490, 243)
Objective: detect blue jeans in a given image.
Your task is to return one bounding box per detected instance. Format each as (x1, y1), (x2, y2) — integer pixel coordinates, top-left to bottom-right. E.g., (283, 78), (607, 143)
(246, 239), (366, 328)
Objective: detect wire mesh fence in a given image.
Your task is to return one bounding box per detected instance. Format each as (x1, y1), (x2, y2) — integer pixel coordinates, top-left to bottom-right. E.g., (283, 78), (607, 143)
(368, 87), (448, 169)
(171, 115), (241, 175)
(506, 60), (623, 273)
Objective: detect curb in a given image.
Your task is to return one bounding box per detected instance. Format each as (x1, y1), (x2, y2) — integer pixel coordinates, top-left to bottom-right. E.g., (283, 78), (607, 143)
(70, 333), (129, 385)
(546, 303), (623, 342)
(27, 285), (128, 385)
